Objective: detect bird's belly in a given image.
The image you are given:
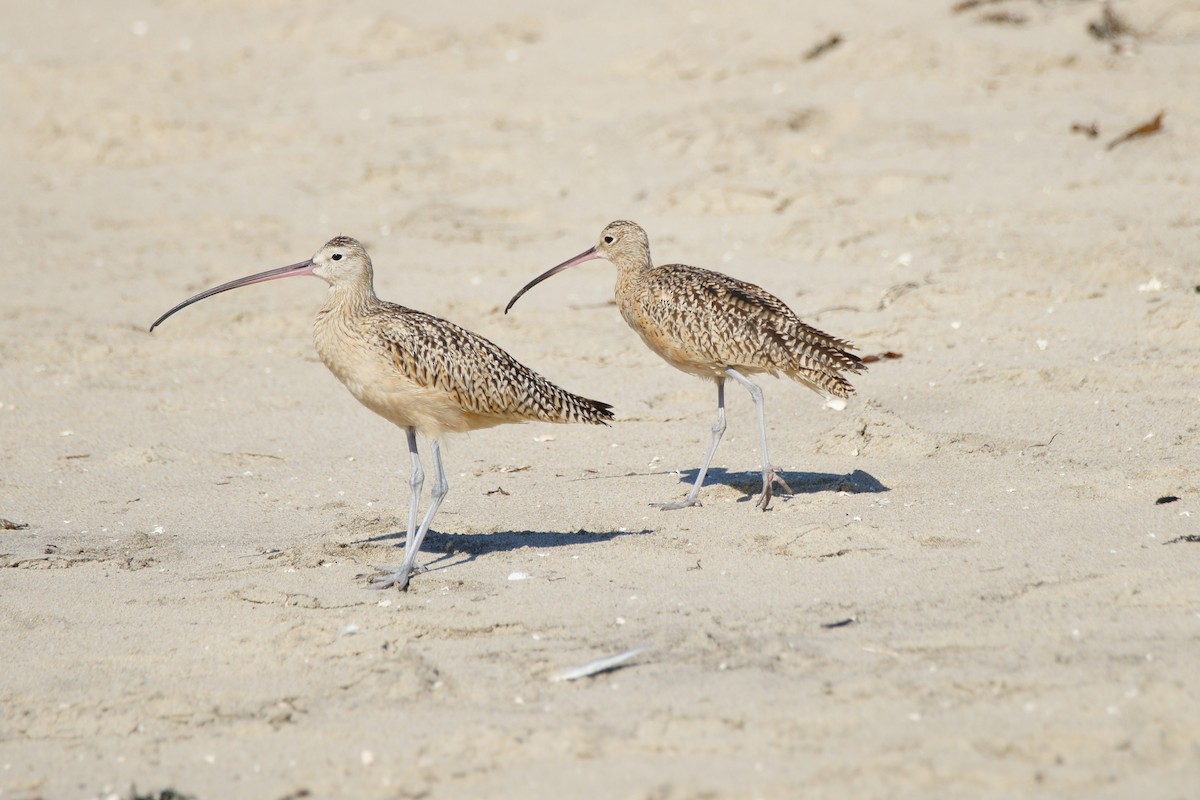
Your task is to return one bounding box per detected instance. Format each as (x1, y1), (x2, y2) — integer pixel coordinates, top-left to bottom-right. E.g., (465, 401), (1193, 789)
(620, 304), (733, 380)
(314, 334), (490, 437)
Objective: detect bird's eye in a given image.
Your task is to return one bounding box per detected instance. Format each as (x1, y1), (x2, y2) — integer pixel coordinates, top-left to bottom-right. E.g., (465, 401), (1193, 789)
(603, 236), (614, 244)
(331, 253), (343, 261)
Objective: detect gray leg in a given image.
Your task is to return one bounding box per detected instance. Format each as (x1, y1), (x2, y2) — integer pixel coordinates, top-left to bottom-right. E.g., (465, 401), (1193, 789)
(657, 378), (726, 510)
(725, 368), (792, 511)
(379, 438), (449, 591)
(404, 427), (423, 544)
(403, 438), (448, 579)
(370, 428), (433, 591)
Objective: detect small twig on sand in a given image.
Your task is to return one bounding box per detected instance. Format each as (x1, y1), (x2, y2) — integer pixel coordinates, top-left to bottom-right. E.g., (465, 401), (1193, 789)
(1106, 111), (1165, 151)
(804, 34), (843, 61)
(1088, 1), (1137, 40)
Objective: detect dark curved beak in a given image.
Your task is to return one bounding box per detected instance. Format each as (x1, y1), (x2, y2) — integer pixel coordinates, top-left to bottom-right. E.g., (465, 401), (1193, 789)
(149, 259), (317, 332)
(504, 246), (600, 314)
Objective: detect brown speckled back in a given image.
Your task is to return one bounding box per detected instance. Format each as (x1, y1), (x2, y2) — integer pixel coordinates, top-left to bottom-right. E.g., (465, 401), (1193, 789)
(308, 239), (612, 438)
(594, 221), (863, 398)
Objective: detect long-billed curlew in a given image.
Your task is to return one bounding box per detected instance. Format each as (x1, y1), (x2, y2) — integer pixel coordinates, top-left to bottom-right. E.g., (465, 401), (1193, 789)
(506, 220), (863, 511)
(151, 236), (613, 590)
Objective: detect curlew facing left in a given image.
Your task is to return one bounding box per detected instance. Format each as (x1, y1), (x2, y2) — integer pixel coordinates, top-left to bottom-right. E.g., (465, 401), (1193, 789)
(506, 220), (863, 511)
(151, 236), (613, 591)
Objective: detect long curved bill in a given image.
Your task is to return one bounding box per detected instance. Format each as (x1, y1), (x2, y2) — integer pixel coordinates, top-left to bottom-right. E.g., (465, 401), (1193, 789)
(504, 246), (600, 314)
(149, 259), (317, 332)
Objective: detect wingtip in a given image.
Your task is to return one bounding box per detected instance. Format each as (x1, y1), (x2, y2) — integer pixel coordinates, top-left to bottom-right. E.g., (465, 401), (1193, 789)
(591, 399), (616, 425)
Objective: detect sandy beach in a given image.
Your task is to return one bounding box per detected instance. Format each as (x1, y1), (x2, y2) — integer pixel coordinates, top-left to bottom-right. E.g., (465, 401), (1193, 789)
(2, 1), (1199, 797)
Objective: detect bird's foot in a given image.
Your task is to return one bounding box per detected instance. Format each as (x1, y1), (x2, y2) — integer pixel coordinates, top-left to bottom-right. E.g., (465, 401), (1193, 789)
(361, 562), (426, 592)
(654, 496), (702, 511)
(757, 469), (793, 511)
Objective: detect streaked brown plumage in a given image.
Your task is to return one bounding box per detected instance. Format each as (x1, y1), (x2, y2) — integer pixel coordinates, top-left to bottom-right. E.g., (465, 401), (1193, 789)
(311, 238), (610, 436)
(506, 220), (863, 510)
(151, 236), (612, 590)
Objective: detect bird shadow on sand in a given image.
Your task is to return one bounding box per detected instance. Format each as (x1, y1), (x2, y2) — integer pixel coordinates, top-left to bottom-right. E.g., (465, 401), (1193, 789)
(671, 467), (888, 504)
(351, 528), (653, 574)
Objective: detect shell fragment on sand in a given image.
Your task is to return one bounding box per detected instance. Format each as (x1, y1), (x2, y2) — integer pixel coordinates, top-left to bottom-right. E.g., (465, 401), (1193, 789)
(550, 646), (647, 682)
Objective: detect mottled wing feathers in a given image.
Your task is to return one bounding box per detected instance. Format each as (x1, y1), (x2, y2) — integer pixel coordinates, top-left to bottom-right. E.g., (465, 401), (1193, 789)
(634, 264), (864, 397)
(370, 303), (613, 425)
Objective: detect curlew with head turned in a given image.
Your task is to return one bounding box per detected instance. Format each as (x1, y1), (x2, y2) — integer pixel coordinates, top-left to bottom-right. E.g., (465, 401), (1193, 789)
(506, 220), (862, 511)
(151, 236), (613, 590)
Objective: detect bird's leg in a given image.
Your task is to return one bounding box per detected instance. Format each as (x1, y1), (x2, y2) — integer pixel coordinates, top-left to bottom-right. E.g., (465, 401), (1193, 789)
(725, 368), (791, 511)
(404, 426), (424, 545)
(369, 427), (428, 590)
(656, 378), (726, 511)
(388, 437), (449, 591)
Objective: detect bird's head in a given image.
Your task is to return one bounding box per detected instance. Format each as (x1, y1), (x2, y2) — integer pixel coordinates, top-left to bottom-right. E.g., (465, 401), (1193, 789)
(504, 220), (651, 314)
(149, 235), (374, 331)
(311, 236), (374, 287)
(592, 220), (650, 267)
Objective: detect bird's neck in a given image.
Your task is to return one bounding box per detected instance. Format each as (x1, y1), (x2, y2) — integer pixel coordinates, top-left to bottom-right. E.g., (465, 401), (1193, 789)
(320, 279), (379, 318)
(613, 252), (653, 291)
(613, 250), (652, 277)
